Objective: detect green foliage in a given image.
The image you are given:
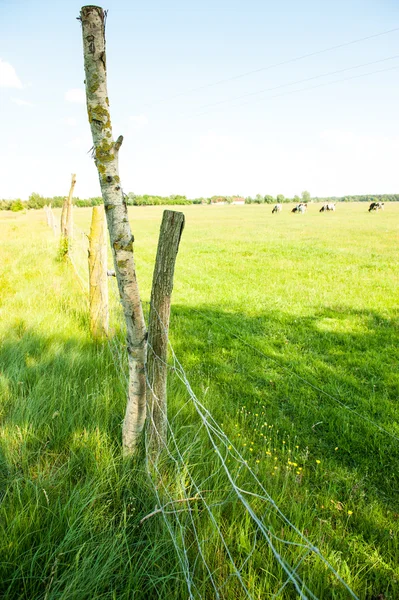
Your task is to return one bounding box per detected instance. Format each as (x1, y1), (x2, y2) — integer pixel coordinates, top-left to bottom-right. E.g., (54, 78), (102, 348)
(10, 199), (24, 212)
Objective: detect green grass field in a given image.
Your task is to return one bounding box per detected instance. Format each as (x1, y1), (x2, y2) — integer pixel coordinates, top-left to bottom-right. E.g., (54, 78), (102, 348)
(0, 203), (398, 599)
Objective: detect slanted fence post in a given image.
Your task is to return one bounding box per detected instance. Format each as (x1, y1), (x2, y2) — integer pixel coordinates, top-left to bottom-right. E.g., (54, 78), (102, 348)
(60, 174), (76, 256)
(67, 173), (76, 244)
(88, 205), (109, 339)
(147, 210), (185, 453)
(60, 196), (68, 237)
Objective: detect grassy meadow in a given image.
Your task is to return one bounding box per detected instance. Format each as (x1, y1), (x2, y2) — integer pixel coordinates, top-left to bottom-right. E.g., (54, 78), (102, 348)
(0, 202), (398, 599)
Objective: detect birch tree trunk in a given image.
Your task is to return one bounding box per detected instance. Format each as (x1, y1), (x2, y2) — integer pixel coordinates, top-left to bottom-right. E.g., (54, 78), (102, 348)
(80, 5), (147, 455)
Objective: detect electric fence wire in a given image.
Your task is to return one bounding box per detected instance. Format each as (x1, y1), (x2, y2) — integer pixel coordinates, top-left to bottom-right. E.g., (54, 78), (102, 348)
(188, 53), (399, 115)
(191, 63), (399, 118)
(144, 26), (399, 108)
(141, 302), (360, 599)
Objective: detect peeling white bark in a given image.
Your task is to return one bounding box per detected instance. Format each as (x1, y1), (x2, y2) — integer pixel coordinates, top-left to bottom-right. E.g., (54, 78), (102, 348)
(80, 6), (147, 455)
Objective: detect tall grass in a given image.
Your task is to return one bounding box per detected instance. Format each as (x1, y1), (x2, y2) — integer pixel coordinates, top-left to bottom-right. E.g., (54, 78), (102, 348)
(0, 204), (398, 598)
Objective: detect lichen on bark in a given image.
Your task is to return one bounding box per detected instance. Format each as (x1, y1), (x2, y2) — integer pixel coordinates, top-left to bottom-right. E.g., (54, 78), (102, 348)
(80, 5), (147, 455)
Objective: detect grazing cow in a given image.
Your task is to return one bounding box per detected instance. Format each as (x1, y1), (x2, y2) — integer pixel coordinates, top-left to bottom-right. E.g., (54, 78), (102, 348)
(272, 203), (282, 214)
(320, 203), (336, 212)
(369, 201), (384, 212)
(292, 202), (307, 213)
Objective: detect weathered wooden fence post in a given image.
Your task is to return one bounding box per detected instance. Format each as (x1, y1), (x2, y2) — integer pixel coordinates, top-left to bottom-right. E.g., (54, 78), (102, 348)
(88, 205), (109, 339)
(60, 174), (76, 256)
(60, 197), (68, 237)
(147, 210), (185, 453)
(67, 173), (76, 243)
(80, 5), (147, 455)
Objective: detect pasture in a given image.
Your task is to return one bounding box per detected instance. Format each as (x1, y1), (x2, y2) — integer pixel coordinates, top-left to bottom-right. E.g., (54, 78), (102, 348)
(0, 202), (398, 599)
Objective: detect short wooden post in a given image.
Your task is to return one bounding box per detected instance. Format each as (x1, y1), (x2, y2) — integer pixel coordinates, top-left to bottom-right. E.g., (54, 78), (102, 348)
(88, 205), (109, 339)
(59, 196), (69, 256)
(147, 210), (185, 453)
(60, 196), (68, 237)
(67, 174), (76, 244)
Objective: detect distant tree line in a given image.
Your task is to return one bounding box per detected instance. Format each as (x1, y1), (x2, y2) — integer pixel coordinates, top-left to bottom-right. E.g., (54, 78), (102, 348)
(1, 191), (398, 211)
(311, 194), (399, 203)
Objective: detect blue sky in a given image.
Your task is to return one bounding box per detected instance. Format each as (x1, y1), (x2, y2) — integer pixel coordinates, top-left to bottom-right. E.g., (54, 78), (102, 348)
(1, 0), (398, 199)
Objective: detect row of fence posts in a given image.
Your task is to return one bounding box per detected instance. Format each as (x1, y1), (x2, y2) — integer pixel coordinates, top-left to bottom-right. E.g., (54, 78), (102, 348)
(44, 173), (185, 453)
(44, 204), (57, 235)
(43, 174), (109, 339)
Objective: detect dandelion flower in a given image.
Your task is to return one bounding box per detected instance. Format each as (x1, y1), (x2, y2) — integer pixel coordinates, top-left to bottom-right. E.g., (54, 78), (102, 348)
(316, 460), (321, 464)
(348, 510), (353, 515)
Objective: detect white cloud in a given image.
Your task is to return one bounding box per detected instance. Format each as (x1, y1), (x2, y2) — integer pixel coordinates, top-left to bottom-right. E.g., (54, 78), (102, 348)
(0, 58), (23, 88)
(129, 114), (148, 129)
(12, 98), (33, 107)
(65, 88), (86, 104)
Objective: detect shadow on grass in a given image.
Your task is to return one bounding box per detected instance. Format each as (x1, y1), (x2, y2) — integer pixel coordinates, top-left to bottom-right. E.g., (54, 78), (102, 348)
(0, 324), (184, 600)
(168, 303), (399, 508)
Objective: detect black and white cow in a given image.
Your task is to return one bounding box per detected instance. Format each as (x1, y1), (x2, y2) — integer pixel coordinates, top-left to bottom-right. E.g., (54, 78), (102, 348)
(292, 203), (307, 213)
(368, 201), (384, 212)
(320, 203), (336, 212)
(272, 203), (282, 214)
